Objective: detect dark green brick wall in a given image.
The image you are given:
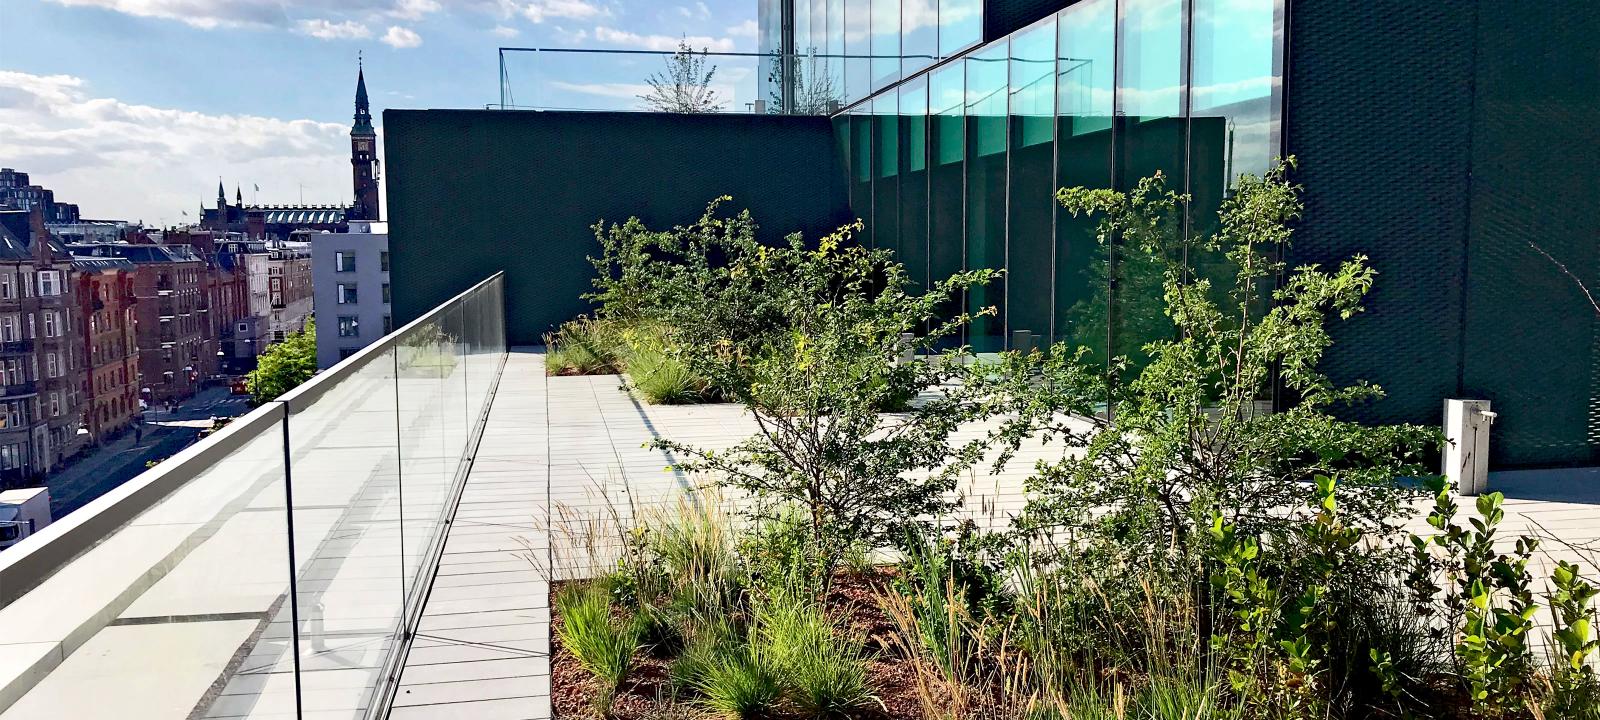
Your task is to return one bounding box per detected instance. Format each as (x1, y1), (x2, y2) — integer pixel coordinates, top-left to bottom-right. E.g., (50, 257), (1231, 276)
(1289, 0), (1600, 467)
(384, 110), (851, 345)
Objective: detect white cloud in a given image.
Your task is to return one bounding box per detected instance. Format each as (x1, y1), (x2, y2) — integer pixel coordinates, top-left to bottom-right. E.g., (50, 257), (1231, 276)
(548, 80), (651, 100)
(389, 0), (438, 20)
(44, 0), (432, 29)
(592, 26), (734, 52)
(295, 18), (372, 39)
(490, 24), (519, 38)
(725, 19), (756, 38)
(0, 70), (357, 223)
(521, 0), (605, 23)
(381, 25), (422, 48)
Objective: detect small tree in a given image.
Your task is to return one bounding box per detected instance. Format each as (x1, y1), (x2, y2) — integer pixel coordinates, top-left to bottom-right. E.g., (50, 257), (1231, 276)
(246, 318), (317, 405)
(1013, 160), (1438, 558)
(640, 38), (724, 114)
(645, 206), (1006, 580)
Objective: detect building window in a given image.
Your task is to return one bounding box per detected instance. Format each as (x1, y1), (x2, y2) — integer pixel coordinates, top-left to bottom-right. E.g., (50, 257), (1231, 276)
(0, 274), (13, 300)
(381, 283), (391, 304)
(37, 270), (61, 297)
(339, 347), (360, 360)
(337, 316), (360, 337)
(49, 392), (59, 418)
(43, 311), (57, 338)
(335, 251), (355, 272)
(383, 314), (393, 334)
(337, 284), (357, 304)
(379, 251), (390, 272)
(237, 322), (248, 333)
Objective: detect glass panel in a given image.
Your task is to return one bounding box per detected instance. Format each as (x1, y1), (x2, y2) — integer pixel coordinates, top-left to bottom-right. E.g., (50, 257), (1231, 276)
(902, 0), (938, 77)
(846, 0), (872, 103)
(826, 0), (847, 107)
(965, 42), (1008, 352)
(938, 0), (981, 58)
(928, 62), (965, 347)
(872, 0), (901, 90)
(899, 75), (931, 292)
(850, 106), (874, 243)
(395, 316), (455, 603)
(873, 92), (901, 256)
(1191, 0), (1283, 193)
(0, 410), (292, 718)
(1114, 0), (1186, 371)
(1007, 17), (1057, 344)
(1054, 0), (1116, 361)
(289, 347), (404, 718)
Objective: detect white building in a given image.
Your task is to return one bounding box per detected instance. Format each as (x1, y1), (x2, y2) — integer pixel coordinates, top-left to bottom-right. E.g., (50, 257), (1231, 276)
(311, 221), (391, 368)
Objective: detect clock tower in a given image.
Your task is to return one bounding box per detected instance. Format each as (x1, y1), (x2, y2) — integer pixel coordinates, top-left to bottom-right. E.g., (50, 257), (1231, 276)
(350, 60), (380, 221)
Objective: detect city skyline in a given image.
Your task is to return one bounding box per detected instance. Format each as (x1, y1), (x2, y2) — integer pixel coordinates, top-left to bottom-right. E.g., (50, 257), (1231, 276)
(0, 0), (757, 222)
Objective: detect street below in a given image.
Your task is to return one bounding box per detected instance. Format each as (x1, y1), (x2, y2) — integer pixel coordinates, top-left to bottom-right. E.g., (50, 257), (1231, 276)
(44, 387), (253, 519)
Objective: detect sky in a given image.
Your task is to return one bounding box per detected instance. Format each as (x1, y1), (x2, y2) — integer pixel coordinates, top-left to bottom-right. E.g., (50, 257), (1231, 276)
(0, 0), (759, 224)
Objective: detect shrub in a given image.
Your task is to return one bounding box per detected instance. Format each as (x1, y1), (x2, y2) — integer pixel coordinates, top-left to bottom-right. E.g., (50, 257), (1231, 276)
(652, 211), (1012, 579)
(554, 583), (642, 715)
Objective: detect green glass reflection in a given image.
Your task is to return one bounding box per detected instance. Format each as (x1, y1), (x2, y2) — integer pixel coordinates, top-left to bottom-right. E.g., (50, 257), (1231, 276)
(850, 107), (873, 244)
(1054, 0), (1116, 363)
(1008, 18), (1056, 345)
(938, 0), (981, 58)
(928, 62), (964, 347)
(873, 92), (901, 255)
(1114, 0), (1186, 375)
(872, 0), (901, 90)
(899, 75), (930, 292)
(966, 42), (1007, 352)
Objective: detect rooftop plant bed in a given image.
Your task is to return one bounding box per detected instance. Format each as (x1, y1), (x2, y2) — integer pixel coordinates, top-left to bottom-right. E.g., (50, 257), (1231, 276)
(545, 162), (1600, 719)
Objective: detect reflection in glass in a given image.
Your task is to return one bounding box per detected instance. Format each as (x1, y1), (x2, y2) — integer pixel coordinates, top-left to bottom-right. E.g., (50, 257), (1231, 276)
(902, 0), (938, 77)
(851, 106), (874, 244)
(965, 41), (1007, 352)
(872, 0), (902, 90)
(827, 0), (847, 106)
(873, 91), (901, 256)
(1007, 17), (1057, 344)
(928, 62), (965, 347)
(899, 75), (930, 292)
(1054, 0), (1116, 361)
(846, 0), (872, 103)
(1113, 0), (1186, 373)
(1191, 0), (1283, 186)
(938, 0), (981, 58)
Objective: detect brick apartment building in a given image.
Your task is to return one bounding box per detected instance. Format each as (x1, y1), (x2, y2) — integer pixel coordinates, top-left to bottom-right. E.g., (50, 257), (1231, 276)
(69, 243), (206, 405)
(164, 229), (251, 376)
(0, 209), (87, 485)
(72, 256), (139, 444)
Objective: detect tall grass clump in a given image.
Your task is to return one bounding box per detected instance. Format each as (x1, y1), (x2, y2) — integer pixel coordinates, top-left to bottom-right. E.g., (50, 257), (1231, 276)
(545, 315), (621, 376)
(696, 647), (784, 719)
(755, 591), (876, 717)
(554, 583), (642, 716)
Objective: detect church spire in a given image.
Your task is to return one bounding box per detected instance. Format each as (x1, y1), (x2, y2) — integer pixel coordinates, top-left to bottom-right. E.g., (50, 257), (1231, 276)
(217, 179), (225, 204)
(353, 54), (373, 135)
(236, 185), (243, 206)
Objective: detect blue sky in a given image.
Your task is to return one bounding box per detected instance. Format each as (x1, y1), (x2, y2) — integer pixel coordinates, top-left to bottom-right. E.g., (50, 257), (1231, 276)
(0, 0), (758, 222)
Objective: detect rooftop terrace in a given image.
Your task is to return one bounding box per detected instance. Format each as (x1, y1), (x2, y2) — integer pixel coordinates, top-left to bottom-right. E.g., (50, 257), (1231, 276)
(2, 278), (1598, 720)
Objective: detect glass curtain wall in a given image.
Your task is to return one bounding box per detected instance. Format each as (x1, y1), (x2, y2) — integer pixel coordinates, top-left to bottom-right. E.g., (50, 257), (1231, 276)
(1006, 17), (1056, 344)
(837, 0), (1281, 369)
(928, 62), (965, 347)
(1054, 0), (1116, 363)
(764, 0), (982, 110)
(898, 75), (930, 292)
(873, 91), (902, 257)
(965, 41), (1008, 352)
